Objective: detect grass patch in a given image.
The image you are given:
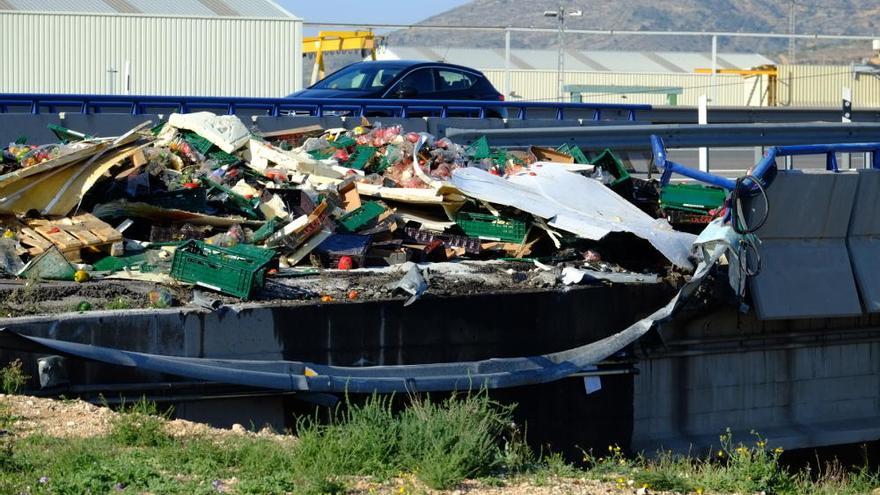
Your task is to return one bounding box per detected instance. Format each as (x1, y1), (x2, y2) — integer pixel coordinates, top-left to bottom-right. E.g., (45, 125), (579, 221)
(575, 429), (880, 495)
(0, 393), (529, 494)
(2, 393), (880, 495)
(291, 391), (531, 491)
(105, 296), (134, 310)
(108, 397), (173, 447)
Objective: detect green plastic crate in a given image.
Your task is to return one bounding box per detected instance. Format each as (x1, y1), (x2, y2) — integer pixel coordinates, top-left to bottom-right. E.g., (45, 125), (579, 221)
(330, 135), (356, 148)
(556, 144), (589, 164)
(374, 154), (391, 173)
(201, 177), (261, 220)
(208, 149), (240, 166)
(661, 183), (727, 214)
(466, 136), (491, 160)
(455, 212), (528, 243)
(150, 121), (167, 136)
(170, 240), (275, 300)
(590, 149), (631, 186)
(339, 201), (385, 232)
(344, 146), (377, 170)
(308, 148), (335, 160)
(183, 132), (214, 155)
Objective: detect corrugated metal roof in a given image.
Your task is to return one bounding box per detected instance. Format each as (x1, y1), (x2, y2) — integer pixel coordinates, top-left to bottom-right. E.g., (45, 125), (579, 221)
(0, 0), (296, 18)
(124, 0), (213, 16)
(378, 47), (775, 73)
(10, 0), (115, 13)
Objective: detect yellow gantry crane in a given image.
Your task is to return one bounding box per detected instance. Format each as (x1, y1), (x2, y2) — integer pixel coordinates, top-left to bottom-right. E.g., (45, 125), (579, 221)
(303, 31), (383, 85)
(694, 65), (779, 106)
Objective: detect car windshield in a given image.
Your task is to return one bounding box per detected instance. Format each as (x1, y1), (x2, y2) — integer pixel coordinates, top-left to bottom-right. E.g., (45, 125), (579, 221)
(313, 65), (404, 90)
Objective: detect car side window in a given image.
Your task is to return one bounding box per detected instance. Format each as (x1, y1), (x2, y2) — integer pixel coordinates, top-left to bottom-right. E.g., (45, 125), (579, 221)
(369, 68), (401, 89)
(396, 69), (435, 95)
(437, 70), (476, 92)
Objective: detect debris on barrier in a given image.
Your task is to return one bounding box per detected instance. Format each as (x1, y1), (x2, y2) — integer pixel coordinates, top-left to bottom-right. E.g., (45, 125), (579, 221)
(0, 112), (710, 311)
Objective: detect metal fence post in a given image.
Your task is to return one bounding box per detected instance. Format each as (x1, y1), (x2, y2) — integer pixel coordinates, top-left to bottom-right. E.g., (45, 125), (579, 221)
(504, 27), (512, 99)
(698, 95), (709, 172)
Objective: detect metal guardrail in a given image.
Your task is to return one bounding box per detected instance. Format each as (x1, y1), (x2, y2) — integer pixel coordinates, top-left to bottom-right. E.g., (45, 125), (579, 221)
(0, 93), (647, 121)
(445, 122), (880, 150)
(651, 136), (880, 190)
(646, 106), (880, 124)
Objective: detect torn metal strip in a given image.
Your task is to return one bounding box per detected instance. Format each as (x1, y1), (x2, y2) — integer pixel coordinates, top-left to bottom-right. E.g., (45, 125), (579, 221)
(0, 243), (723, 394)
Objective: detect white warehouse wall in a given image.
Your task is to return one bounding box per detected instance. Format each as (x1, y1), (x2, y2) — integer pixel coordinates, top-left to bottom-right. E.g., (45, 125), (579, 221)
(0, 11), (302, 97)
(482, 70), (768, 106)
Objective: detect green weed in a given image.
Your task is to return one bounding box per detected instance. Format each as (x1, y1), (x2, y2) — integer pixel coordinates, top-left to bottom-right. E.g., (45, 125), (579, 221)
(105, 297), (133, 310)
(1, 359), (28, 395)
(108, 397), (172, 447)
(291, 391), (531, 490)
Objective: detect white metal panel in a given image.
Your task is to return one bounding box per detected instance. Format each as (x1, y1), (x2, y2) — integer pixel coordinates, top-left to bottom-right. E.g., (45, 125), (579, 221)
(0, 12), (300, 97)
(778, 64), (880, 108)
(378, 47), (773, 74)
(482, 70), (750, 106)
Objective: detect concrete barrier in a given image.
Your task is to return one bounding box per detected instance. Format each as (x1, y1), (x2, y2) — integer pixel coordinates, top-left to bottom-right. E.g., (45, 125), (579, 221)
(847, 169), (880, 313)
(747, 170), (862, 319)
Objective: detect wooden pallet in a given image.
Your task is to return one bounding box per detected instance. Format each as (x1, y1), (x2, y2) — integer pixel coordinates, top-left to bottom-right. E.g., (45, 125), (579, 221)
(18, 213), (123, 262)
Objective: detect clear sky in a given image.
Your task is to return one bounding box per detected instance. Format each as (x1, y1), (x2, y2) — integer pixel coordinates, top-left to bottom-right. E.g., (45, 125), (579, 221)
(277, 0), (471, 26)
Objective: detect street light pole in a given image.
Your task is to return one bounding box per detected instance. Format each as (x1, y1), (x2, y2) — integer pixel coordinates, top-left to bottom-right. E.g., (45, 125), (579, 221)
(557, 5), (565, 102)
(545, 6), (582, 102)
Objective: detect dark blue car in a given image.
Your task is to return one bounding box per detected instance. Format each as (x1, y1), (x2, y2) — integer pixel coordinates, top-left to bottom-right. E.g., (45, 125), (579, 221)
(289, 60), (505, 101)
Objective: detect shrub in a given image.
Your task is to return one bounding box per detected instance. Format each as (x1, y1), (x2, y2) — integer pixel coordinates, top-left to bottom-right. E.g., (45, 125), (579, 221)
(1, 359), (28, 395)
(108, 397), (172, 447)
(291, 391), (532, 490)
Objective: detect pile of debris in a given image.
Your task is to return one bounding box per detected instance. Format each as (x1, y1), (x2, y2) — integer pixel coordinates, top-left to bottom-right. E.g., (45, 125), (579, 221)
(0, 112), (722, 308)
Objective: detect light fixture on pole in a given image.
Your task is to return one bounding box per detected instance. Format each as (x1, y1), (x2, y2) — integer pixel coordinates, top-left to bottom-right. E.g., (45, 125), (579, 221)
(544, 6), (582, 101)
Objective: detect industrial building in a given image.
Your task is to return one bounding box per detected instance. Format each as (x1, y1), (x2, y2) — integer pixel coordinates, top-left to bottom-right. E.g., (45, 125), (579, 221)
(377, 47), (776, 107)
(377, 47), (880, 109)
(0, 0), (303, 97)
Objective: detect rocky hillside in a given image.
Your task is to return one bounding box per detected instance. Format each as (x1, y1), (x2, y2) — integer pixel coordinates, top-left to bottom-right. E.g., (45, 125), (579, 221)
(386, 0), (880, 63)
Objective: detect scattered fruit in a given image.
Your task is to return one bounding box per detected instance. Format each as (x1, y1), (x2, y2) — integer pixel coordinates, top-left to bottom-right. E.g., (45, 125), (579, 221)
(337, 256), (354, 270)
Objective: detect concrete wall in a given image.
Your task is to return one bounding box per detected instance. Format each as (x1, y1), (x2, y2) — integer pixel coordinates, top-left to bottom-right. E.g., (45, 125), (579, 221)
(632, 308), (880, 454)
(0, 283), (674, 455)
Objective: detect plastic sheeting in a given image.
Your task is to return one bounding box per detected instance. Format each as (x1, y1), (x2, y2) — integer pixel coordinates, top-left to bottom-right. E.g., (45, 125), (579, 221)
(450, 163), (697, 269)
(0, 239), (725, 394)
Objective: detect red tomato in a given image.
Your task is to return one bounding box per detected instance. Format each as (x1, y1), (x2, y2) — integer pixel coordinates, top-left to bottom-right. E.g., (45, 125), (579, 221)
(337, 256), (354, 270)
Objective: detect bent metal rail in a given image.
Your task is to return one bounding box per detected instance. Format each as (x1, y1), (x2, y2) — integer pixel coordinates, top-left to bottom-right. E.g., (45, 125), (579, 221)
(0, 93), (648, 121)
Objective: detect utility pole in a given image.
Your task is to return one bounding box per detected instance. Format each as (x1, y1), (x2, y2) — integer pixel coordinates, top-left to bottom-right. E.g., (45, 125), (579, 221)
(788, 0), (796, 63)
(544, 6), (582, 102)
(557, 5), (565, 102)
